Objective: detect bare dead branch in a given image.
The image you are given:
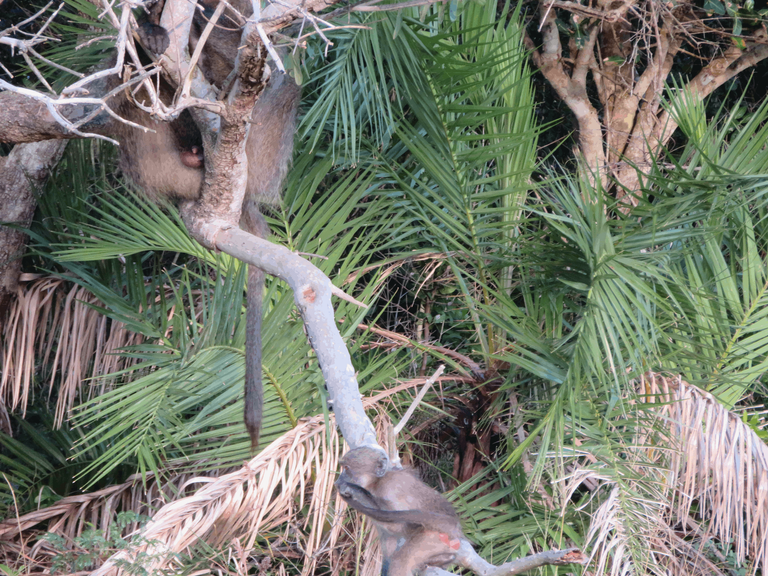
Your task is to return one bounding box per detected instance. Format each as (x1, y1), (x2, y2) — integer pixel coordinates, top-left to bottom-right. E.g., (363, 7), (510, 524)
(270, 0), (336, 55)
(548, 0), (628, 22)
(0, 80), (120, 144)
(182, 0), (227, 98)
(351, 0), (448, 12)
(422, 540), (587, 576)
(0, 1), (58, 40)
(393, 364), (445, 437)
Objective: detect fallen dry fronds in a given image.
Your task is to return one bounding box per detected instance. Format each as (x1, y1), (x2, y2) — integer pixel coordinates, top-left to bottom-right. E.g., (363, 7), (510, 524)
(0, 468), (205, 571)
(0, 369), (449, 575)
(89, 415), (354, 576)
(1, 277), (143, 427)
(570, 372), (768, 575)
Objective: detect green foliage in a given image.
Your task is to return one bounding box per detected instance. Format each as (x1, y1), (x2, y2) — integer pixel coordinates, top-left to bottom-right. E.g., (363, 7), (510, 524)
(463, 83), (768, 573)
(25, 141), (403, 482)
(13, 0), (550, 557)
(8, 1), (768, 573)
(42, 512), (161, 575)
(371, 2), (541, 360)
(0, 415), (134, 514)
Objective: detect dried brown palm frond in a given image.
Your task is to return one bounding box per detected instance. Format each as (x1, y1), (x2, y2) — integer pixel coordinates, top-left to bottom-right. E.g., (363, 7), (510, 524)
(574, 372), (768, 575)
(0, 467), (207, 571)
(0, 347), (444, 575)
(644, 372), (768, 571)
(0, 276), (144, 427)
(0, 415), (360, 574)
(81, 413), (380, 576)
(0, 469), (157, 541)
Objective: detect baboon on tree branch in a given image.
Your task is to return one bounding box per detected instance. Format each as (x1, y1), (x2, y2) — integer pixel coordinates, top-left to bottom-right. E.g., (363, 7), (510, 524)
(109, 0), (301, 448)
(336, 447), (464, 576)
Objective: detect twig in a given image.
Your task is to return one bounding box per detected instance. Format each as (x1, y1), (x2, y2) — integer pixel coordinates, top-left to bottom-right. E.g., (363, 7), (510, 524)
(393, 364), (444, 437)
(26, 46), (84, 78)
(270, 0), (334, 55)
(255, 23), (286, 71)
(0, 79), (120, 144)
(75, 35), (117, 50)
(539, 0), (556, 32)
(296, 23), (370, 44)
(330, 285), (368, 308)
(182, 0), (227, 98)
(423, 541), (587, 576)
(29, 1), (65, 43)
(0, 1), (56, 40)
(352, 0), (447, 12)
(62, 0), (132, 95)
(20, 52), (55, 93)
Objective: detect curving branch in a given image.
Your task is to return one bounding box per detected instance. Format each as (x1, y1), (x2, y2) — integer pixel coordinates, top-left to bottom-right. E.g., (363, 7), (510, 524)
(183, 223), (379, 450)
(425, 542), (587, 576)
(0, 2), (585, 575)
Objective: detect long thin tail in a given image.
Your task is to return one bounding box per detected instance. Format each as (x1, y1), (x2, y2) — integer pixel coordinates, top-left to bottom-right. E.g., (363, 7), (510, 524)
(241, 199), (269, 451)
(244, 263), (264, 451)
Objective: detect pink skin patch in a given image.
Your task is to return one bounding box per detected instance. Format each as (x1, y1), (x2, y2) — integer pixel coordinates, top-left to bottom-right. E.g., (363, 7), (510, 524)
(439, 533), (461, 550)
(180, 146), (204, 168)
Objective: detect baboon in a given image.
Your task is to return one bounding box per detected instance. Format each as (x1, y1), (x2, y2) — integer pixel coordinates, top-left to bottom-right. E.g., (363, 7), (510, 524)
(336, 447), (464, 576)
(111, 0), (301, 448)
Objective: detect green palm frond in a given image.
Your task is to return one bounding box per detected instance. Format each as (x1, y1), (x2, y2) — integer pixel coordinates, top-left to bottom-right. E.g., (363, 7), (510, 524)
(643, 92), (768, 405)
(388, 32), (538, 259)
(49, 189), (207, 263)
(363, 5), (540, 362)
(477, 88), (768, 573)
(20, 134), (406, 480)
(300, 15), (403, 163)
(0, 415), (137, 514)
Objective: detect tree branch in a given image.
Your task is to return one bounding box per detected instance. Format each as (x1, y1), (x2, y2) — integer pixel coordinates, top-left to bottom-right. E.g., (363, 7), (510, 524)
(423, 540), (587, 576)
(531, 3), (605, 179)
(187, 227), (379, 449)
(0, 141), (67, 317)
(655, 42), (768, 149)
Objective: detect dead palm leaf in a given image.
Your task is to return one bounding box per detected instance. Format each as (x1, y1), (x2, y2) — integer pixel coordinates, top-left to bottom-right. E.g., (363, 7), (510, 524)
(83, 415), (360, 576)
(0, 276), (144, 428)
(0, 380), (444, 575)
(578, 372), (768, 575)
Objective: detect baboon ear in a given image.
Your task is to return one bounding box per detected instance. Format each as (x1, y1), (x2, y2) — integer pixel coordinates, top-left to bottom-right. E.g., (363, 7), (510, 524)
(375, 454), (388, 477)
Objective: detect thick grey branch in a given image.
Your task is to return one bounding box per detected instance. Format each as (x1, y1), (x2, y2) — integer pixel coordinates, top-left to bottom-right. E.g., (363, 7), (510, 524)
(207, 227), (379, 450)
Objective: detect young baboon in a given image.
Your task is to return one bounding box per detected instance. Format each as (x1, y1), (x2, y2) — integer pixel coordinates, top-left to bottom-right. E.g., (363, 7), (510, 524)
(335, 447), (464, 576)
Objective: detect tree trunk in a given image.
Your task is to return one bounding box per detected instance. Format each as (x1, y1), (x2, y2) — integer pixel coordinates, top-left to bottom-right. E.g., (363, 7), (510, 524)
(0, 141), (67, 317)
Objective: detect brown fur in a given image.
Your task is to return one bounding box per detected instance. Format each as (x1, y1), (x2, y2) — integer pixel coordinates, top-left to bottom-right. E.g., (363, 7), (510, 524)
(335, 447), (464, 576)
(110, 0), (300, 449)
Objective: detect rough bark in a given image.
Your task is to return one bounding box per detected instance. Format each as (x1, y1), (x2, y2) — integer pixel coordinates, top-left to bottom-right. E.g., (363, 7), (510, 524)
(0, 93), (85, 143)
(0, 141), (67, 317)
(528, 0), (768, 208)
(529, 5), (605, 183)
